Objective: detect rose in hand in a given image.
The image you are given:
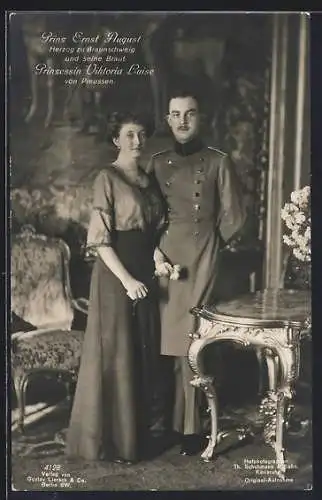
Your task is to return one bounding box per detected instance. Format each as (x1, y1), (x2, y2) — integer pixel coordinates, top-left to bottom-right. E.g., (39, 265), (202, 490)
(154, 261), (173, 278)
(155, 261), (181, 280)
(169, 264), (181, 280)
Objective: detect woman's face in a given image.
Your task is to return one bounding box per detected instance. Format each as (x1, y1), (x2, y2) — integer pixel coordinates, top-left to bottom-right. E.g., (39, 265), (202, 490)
(113, 122), (147, 158)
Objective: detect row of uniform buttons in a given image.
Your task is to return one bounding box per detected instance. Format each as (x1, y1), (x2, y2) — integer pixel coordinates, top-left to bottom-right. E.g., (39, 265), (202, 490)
(193, 199), (200, 235)
(163, 177), (172, 235)
(193, 163), (205, 237)
(163, 158), (206, 237)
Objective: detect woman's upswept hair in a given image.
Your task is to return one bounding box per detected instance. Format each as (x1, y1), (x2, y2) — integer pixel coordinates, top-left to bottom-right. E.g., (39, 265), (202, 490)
(106, 111), (154, 144)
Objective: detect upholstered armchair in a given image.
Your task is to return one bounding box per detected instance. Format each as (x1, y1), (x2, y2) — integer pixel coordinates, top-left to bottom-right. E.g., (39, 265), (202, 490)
(11, 225), (89, 434)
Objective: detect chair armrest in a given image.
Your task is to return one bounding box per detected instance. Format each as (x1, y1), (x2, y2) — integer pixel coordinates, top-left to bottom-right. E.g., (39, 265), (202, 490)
(11, 330), (28, 341)
(71, 298), (89, 315)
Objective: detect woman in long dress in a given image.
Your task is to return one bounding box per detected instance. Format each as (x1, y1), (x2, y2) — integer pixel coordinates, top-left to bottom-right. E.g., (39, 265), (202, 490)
(66, 112), (166, 464)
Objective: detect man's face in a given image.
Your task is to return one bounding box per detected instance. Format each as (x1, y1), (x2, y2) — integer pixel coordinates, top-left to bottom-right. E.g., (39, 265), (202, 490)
(167, 96), (200, 143)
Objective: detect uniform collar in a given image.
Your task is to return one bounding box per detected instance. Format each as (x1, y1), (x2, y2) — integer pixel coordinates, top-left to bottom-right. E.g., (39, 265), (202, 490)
(173, 137), (204, 157)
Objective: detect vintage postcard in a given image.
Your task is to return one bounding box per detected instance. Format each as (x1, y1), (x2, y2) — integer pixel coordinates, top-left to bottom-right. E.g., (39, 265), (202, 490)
(8, 10), (311, 491)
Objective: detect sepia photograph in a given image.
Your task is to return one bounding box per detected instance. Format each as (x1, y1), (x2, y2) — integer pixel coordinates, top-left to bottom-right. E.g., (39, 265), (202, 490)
(8, 10), (311, 491)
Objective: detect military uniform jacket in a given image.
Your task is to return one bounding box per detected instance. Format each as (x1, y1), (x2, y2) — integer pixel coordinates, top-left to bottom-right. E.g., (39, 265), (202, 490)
(147, 140), (246, 356)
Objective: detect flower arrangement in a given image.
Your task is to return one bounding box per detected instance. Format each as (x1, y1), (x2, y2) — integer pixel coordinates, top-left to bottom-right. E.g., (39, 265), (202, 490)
(281, 185), (311, 263)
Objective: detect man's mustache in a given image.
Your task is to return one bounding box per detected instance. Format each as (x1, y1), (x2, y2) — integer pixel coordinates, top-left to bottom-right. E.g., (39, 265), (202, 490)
(178, 126), (189, 130)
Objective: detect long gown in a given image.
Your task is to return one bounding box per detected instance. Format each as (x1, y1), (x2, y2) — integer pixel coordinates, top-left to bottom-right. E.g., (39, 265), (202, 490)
(66, 165), (166, 462)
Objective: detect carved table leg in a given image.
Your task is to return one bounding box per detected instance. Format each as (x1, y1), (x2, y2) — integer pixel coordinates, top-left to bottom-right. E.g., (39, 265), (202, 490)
(190, 373), (218, 461)
(260, 341), (297, 478)
(255, 348), (265, 395)
(259, 388), (292, 478)
(275, 391), (289, 475)
(188, 327), (219, 462)
(256, 348), (279, 396)
(264, 348), (279, 391)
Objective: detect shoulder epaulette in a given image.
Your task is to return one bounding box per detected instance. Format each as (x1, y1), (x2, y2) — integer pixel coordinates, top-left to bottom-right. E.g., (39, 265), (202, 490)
(152, 149), (170, 158)
(207, 146), (227, 156)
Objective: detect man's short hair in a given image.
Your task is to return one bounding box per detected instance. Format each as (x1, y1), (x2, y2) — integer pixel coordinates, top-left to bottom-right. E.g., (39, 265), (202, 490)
(167, 86), (201, 108)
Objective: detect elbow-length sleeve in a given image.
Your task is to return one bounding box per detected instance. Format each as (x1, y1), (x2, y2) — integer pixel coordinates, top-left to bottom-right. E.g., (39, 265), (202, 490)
(217, 155), (247, 243)
(86, 170), (114, 251)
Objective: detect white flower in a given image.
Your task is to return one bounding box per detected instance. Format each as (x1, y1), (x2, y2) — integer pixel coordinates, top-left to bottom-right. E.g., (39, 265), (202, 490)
(170, 264), (182, 281)
(293, 248), (306, 261)
(291, 229), (300, 241)
(298, 238), (308, 251)
(281, 207), (290, 221)
(290, 202), (299, 212)
(301, 186), (310, 203)
(283, 235), (294, 247)
(291, 191), (301, 205)
(281, 185), (311, 263)
(289, 186), (310, 209)
(284, 216), (296, 231)
(154, 262), (179, 279)
(284, 202), (298, 214)
(294, 186), (310, 209)
(294, 211), (305, 224)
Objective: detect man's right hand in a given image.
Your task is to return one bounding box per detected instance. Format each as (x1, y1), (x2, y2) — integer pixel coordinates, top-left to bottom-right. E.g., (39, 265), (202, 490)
(155, 261), (174, 278)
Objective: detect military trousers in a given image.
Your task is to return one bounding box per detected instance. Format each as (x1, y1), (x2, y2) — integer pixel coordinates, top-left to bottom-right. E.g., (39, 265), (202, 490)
(173, 356), (203, 435)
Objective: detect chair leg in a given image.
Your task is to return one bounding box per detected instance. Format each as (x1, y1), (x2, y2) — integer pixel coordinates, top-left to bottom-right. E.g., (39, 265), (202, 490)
(13, 373), (29, 433)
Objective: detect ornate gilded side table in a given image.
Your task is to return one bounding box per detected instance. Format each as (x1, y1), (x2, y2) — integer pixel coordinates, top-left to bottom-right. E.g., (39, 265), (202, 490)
(188, 289), (311, 475)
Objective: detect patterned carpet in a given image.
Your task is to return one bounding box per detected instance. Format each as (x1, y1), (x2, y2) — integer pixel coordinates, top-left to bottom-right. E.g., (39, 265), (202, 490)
(11, 393), (312, 492)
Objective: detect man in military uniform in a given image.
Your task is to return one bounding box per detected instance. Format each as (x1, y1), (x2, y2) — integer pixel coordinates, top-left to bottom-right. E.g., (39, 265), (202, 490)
(148, 89), (246, 455)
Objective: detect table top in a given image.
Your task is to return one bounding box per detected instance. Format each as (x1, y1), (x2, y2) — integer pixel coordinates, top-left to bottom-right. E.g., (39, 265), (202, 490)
(197, 289), (311, 328)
